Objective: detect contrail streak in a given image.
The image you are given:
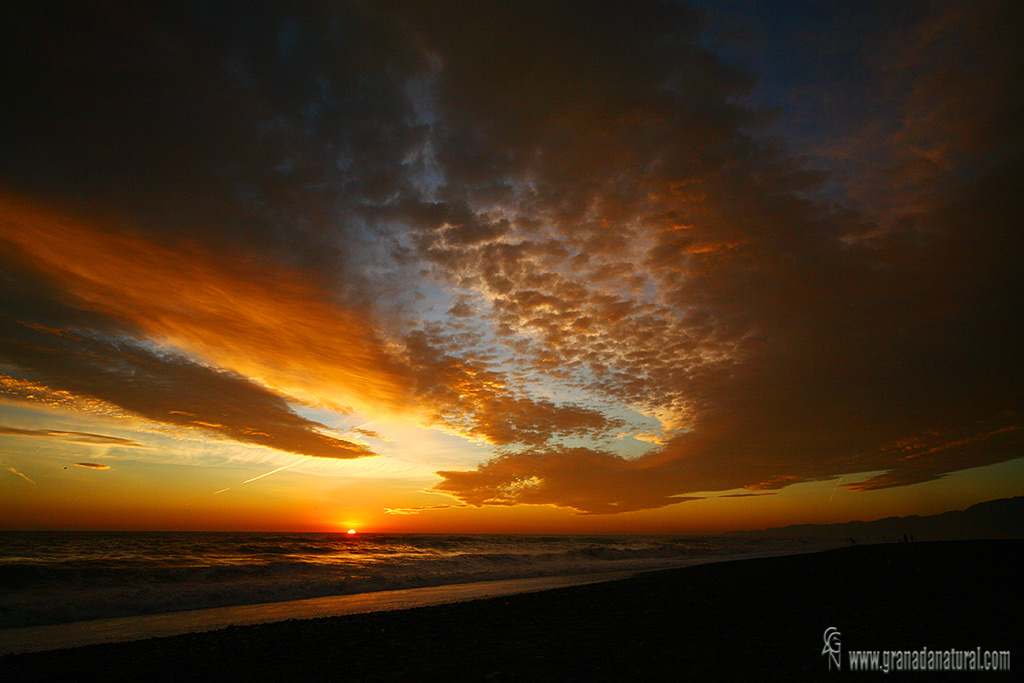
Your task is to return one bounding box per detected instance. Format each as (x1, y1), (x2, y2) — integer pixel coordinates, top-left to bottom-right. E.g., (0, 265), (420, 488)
(829, 476), (844, 505)
(241, 461), (301, 484)
(213, 421), (379, 494)
(214, 461), (301, 494)
(3, 465), (36, 486)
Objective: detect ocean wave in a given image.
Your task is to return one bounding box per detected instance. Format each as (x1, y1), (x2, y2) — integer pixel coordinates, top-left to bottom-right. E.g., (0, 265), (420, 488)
(0, 532), (823, 628)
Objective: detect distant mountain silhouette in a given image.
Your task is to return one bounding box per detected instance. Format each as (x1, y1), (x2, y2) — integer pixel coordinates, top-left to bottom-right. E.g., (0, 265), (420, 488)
(724, 495), (1024, 543)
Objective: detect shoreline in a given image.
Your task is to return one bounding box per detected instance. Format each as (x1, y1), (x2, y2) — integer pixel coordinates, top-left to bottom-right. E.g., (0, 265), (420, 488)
(1, 540), (1019, 681)
(0, 545), (827, 655)
(0, 570), (647, 656)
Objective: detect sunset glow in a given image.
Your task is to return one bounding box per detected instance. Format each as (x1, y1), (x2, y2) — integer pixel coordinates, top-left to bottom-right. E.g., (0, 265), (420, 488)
(2, 1), (1022, 534)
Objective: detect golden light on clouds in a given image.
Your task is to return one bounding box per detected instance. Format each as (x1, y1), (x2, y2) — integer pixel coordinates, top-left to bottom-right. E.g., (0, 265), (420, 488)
(0, 195), (413, 418)
(1, 1), (1022, 532)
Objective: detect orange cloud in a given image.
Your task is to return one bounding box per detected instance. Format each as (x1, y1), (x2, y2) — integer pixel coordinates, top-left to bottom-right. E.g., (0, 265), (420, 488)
(0, 326), (377, 460)
(435, 446), (700, 515)
(0, 426), (145, 447)
(0, 195), (413, 417)
(73, 462), (111, 470)
(351, 427), (388, 441)
(384, 504), (462, 516)
(402, 329), (621, 446)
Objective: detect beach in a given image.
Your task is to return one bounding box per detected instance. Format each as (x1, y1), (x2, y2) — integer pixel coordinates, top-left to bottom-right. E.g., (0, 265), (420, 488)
(0, 540), (1017, 681)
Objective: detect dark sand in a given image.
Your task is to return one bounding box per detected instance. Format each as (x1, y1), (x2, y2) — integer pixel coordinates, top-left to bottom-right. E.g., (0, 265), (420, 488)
(1, 540), (1019, 681)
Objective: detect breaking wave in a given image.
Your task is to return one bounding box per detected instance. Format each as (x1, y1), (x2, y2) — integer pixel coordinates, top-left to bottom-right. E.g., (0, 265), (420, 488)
(0, 532), (823, 628)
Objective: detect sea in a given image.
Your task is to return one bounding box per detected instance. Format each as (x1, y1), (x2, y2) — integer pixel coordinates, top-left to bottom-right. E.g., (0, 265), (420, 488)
(0, 531), (829, 652)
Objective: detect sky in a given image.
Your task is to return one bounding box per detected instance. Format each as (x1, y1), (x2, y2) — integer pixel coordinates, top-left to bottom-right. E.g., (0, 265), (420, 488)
(1, 0), (1022, 533)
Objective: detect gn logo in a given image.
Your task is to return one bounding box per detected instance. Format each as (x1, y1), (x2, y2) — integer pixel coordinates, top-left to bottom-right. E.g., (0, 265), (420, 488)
(822, 627), (842, 670)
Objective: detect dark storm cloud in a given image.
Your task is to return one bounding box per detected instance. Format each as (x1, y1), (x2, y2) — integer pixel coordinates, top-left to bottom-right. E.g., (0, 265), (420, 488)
(0, 2), (620, 453)
(421, 1), (1024, 511)
(1, 1), (1022, 512)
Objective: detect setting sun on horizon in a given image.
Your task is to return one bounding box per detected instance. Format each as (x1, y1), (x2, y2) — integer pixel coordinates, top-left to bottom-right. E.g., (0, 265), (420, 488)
(2, 1), (1023, 536)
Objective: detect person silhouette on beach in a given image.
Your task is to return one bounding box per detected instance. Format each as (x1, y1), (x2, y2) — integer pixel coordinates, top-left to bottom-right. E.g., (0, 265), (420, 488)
(903, 533), (909, 544)
(848, 537), (857, 546)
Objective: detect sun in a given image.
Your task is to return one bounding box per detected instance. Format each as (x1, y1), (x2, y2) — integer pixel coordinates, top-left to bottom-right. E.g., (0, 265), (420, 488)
(347, 529), (356, 534)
